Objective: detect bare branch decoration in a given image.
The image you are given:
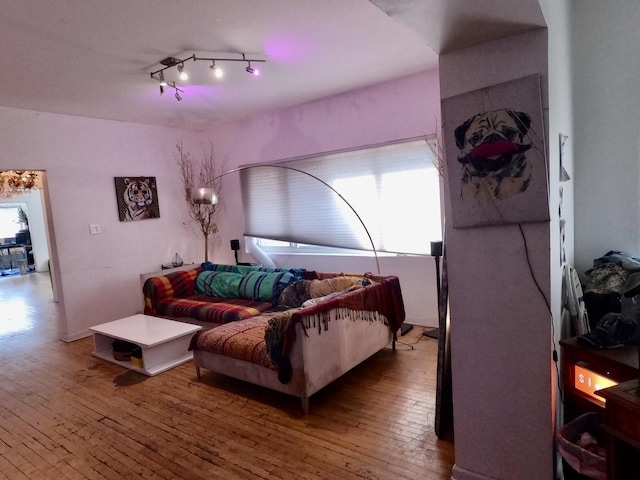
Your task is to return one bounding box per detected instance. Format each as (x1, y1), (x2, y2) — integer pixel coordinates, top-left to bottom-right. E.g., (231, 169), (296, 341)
(429, 121), (445, 177)
(175, 140), (226, 262)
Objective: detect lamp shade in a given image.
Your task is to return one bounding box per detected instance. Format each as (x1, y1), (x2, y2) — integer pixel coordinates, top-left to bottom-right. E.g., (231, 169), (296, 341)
(192, 186), (218, 205)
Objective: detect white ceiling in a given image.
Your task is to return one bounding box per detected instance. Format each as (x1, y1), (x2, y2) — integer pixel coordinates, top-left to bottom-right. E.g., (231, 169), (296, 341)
(0, 0), (546, 130)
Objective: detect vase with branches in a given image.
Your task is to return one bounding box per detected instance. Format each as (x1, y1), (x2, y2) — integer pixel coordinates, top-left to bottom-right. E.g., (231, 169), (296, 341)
(175, 140), (225, 262)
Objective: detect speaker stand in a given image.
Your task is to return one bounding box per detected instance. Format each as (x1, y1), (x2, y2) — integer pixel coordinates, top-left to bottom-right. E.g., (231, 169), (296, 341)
(423, 245), (442, 340)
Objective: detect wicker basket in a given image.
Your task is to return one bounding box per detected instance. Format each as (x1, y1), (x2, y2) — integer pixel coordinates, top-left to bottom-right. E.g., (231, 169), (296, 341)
(556, 412), (607, 480)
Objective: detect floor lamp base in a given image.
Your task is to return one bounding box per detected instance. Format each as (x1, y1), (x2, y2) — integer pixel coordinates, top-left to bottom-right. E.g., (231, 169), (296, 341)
(423, 328), (439, 339)
(400, 324), (414, 336)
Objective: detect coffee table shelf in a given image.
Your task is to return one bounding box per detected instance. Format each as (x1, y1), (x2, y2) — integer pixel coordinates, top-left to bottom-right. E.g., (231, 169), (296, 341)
(89, 314), (202, 376)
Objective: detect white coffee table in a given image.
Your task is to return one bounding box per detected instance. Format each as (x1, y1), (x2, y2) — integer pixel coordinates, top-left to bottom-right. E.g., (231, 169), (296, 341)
(89, 314), (202, 376)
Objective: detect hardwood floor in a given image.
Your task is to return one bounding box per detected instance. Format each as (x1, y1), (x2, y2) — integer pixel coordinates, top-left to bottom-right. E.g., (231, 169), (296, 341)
(0, 273), (454, 479)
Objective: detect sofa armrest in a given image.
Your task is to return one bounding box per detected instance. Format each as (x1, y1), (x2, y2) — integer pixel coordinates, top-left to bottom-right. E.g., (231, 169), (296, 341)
(143, 267), (202, 314)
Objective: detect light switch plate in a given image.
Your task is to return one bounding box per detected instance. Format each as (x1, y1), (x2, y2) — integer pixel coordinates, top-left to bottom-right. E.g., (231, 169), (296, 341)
(89, 224), (101, 235)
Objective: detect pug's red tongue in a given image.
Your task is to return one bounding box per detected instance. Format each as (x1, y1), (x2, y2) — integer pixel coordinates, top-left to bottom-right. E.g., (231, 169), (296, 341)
(471, 141), (520, 161)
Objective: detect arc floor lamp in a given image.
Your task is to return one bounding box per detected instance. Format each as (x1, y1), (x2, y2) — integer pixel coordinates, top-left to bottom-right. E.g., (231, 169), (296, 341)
(191, 164), (381, 275)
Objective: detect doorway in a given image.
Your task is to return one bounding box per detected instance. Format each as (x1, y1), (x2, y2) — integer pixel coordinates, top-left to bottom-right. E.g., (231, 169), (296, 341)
(0, 170), (58, 299)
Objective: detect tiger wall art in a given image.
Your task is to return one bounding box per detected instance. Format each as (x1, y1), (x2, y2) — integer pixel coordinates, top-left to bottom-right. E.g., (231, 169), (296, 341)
(114, 176), (160, 221)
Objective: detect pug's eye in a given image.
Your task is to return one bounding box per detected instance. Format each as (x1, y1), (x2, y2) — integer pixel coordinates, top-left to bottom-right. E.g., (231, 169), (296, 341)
(469, 132), (482, 146)
(501, 127), (518, 141)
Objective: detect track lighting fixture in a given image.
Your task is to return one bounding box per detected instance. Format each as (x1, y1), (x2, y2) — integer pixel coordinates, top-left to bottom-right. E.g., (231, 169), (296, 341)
(150, 52), (266, 101)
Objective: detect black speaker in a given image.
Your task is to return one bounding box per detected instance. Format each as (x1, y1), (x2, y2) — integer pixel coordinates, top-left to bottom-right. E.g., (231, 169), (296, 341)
(430, 241), (443, 257)
(230, 239), (240, 251)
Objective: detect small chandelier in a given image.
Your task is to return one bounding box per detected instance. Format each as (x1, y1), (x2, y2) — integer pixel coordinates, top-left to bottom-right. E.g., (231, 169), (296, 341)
(0, 171), (42, 199)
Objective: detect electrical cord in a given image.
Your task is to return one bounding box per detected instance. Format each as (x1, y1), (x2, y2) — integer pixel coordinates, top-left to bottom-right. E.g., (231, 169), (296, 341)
(518, 222), (563, 404)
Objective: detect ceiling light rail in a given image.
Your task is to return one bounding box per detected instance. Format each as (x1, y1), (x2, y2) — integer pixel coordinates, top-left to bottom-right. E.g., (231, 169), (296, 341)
(150, 53), (267, 100)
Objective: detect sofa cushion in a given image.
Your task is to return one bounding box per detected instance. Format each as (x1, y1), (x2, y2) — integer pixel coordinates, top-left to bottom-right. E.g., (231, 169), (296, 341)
(195, 271), (243, 298)
(238, 271), (297, 302)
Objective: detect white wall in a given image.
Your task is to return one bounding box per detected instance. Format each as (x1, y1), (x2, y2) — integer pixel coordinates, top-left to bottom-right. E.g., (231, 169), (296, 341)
(201, 69), (443, 327)
(571, 0), (640, 275)
(0, 106), (202, 341)
(439, 30), (554, 480)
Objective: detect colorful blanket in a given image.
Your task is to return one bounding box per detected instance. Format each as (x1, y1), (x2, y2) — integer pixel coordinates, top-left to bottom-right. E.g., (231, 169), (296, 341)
(191, 315), (276, 369)
(143, 268), (273, 324)
(274, 273), (405, 382)
(143, 268), (203, 314)
(155, 295), (273, 324)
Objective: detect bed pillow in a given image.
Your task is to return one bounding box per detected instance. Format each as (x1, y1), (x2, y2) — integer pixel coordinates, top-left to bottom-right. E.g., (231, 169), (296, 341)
(195, 271), (243, 298)
(238, 271), (297, 302)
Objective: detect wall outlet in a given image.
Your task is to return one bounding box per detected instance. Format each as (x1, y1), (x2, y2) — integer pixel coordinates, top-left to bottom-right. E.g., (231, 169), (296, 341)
(89, 224), (101, 235)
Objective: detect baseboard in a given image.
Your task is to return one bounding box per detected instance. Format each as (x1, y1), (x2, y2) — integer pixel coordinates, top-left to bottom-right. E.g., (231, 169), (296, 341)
(60, 330), (92, 342)
(452, 465), (499, 480)
(403, 316), (437, 328)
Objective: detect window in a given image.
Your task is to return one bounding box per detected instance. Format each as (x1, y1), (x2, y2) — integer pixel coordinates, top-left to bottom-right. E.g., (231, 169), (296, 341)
(0, 204), (27, 240)
(240, 137), (441, 256)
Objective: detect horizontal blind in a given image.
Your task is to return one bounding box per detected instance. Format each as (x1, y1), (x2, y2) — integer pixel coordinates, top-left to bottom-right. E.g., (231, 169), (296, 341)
(240, 137), (441, 255)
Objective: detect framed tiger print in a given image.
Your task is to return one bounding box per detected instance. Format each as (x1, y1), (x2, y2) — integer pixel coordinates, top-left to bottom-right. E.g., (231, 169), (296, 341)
(114, 176), (160, 222)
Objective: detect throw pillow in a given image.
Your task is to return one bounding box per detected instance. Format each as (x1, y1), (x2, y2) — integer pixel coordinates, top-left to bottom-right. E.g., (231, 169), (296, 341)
(238, 271), (296, 302)
(195, 271), (243, 298)
(277, 280), (312, 308)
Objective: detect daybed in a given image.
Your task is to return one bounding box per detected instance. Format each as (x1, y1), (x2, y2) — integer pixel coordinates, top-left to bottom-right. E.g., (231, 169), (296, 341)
(142, 264), (405, 413)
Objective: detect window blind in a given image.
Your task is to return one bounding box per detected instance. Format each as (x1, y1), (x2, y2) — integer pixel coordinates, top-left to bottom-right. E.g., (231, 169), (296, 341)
(240, 137), (441, 255)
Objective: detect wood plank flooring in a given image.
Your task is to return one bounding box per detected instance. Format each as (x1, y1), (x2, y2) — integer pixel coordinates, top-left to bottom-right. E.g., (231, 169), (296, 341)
(0, 273), (454, 479)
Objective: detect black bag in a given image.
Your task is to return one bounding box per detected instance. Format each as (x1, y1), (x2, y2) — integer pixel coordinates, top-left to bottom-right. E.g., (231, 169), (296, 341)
(578, 312), (638, 349)
(112, 339), (138, 361)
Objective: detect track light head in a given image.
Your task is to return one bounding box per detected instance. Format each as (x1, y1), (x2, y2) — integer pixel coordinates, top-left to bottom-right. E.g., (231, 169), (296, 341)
(245, 62), (260, 76)
(177, 63), (188, 81)
(159, 85), (164, 95)
(210, 62), (223, 79)
(158, 71), (167, 87)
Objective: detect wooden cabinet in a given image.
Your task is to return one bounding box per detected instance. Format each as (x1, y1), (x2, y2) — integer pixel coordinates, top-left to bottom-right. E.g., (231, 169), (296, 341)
(560, 338), (640, 479)
(560, 337), (638, 421)
(597, 380), (640, 480)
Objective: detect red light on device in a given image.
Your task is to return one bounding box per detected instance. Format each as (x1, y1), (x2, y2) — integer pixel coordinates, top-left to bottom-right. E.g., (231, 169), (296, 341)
(574, 364), (618, 403)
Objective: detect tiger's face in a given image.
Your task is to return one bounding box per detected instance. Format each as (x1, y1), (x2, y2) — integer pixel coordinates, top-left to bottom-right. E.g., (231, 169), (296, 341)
(123, 178), (153, 220)
(124, 178), (152, 208)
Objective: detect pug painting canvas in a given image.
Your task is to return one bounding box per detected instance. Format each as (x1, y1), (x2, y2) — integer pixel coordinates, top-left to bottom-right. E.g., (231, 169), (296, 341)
(443, 75), (549, 228)
(455, 108), (532, 201)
